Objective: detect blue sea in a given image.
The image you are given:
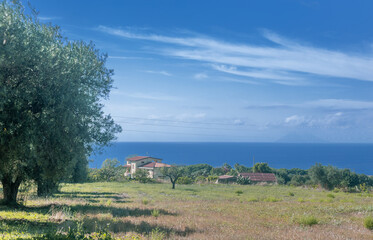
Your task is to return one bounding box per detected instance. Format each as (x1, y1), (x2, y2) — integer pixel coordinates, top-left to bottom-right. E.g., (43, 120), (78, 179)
(89, 142), (373, 175)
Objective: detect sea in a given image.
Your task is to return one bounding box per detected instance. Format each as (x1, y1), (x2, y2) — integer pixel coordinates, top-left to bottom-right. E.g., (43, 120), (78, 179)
(89, 142), (373, 175)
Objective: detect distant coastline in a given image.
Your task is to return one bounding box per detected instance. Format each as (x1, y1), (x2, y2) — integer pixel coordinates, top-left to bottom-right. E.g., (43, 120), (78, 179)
(90, 142), (373, 175)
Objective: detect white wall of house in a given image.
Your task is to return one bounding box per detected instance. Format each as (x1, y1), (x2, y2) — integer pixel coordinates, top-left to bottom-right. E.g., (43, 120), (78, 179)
(126, 157), (162, 178)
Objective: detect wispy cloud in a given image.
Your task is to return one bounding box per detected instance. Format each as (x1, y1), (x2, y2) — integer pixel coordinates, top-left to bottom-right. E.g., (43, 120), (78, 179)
(113, 91), (180, 101)
(38, 16), (60, 21)
(194, 73), (208, 79)
(246, 99), (373, 111)
(98, 26), (373, 85)
(145, 70), (172, 76)
(108, 56), (150, 60)
(283, 112), (348, 128)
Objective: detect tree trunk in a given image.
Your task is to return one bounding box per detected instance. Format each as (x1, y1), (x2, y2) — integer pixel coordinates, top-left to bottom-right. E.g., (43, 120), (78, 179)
(171, 180), (176, 189)
(1, 176), (22, 206)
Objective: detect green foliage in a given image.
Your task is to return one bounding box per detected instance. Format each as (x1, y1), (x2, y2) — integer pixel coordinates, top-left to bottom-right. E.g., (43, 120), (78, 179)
(309, 164), (372, 190)
(194, 176), (207, 183)
(234, 163), (251, 173)
(253, 163), (272, 173)
(142, 199), (149, 205)
(176, 176), (193, 185)
(135, 169), (151, 183)
(206, 175), (218, 182)
(0, 1), (121, 204)
(151, 209), (160, 218)
(150, 228), (165, 240)
(235, 190), (243, 196)
(364, 216), (373, 230)
(210, 168), (225, 176)
(87, 159), (126, 182)
(263, 196), (281, 202)
(236, 176), (251, 185)
(288, 192), (295, 196)
(184, 164), (213, 178)
(161, 166), (185, 189)
(297, 215), (318, 226)
(326, 193), (335, 198)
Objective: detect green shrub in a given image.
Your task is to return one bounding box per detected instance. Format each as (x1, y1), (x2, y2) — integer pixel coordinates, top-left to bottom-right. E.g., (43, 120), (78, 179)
(151, 209), (160, 218)
(297, 197), (305, 203)
(235, 190), (243, 196)
(288, 192), (295, 196)
(150, 227), (166, 240)
(142, 199), (149, 205)
(176, 176), (193, 185)
(297, 215), (318, 226)
(364, 216), (373, 230)
(327, 193), (335, 198)
(236, 176), (251, 185)
(195, 176), (207, 183)
(247, 197), (259, 202)
(207, 175), (218, 182)
(263, 196), (281, 202)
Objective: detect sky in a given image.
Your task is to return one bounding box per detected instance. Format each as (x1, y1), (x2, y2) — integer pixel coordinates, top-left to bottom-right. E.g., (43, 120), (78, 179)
(29, 0), (373, 143)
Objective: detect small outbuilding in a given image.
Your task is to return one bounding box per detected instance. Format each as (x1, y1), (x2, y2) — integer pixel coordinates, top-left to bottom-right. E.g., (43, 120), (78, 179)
(216, 175), (237, 184)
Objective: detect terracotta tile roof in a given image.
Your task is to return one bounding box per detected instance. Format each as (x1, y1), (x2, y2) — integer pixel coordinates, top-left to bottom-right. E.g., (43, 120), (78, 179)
(218, 175), (236, 179)
(126, 156), (162, 162)
(124, 164), (131, 168)
(139, 162), (171, 168)
(239, 173), (277, 182)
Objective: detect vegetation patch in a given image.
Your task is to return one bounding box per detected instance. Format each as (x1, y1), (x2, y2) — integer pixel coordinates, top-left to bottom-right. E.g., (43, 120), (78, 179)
(297, 215), (318, 226)
(364, 216), (373, 230)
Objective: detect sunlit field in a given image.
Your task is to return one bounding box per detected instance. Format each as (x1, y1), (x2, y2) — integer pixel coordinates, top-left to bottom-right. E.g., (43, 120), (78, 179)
(1, 182), (373, 239)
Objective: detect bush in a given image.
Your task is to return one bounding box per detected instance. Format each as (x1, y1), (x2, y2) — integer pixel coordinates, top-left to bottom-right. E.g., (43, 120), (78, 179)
(151, 209), (160, 218)
(135, 169), (152, 183)
(247, 197), (259, 202)
(364, 216), (373, 230)
(195, 176), (207, 183)
(235, 190), (243, 196)
(327, 193), (335, 198)
(87, 159), (127, 182)
(176, 176), (193, 185)
(288, 192), (295, 196)
(207, 175), (219, 182)
(263, 197), (281, 202)
(237, 176), (251, 185)
(297, 215), (318, 226)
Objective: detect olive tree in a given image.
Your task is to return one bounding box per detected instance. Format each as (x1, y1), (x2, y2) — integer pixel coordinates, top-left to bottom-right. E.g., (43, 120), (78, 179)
(0, 1), (121, 204)
(161, 166), (185, 189)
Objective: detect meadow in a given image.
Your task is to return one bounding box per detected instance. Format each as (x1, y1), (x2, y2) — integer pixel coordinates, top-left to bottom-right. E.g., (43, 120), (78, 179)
(1, 182), (373, 239)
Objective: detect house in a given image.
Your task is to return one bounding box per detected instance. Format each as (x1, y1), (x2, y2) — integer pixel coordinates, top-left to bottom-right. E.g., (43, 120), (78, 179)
(216, 175), (237, 184)
(239, 173), (277, 183)
(124, 156), (171, 179)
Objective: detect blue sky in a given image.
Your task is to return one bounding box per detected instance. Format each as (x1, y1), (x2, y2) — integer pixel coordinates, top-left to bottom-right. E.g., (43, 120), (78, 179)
(30, 0), (373, 142)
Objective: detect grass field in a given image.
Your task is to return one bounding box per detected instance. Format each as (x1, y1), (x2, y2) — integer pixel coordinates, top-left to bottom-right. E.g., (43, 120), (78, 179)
(1, 182), (373, 239)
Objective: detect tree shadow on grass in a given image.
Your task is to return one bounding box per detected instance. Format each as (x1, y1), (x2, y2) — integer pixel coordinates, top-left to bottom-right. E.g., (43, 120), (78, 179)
(83, 217), (196, 237)
(21, 203), (178, 218)
(0, 217), (196, 238)
(55, 191), (130, 201)
(0, 218), (73, 236)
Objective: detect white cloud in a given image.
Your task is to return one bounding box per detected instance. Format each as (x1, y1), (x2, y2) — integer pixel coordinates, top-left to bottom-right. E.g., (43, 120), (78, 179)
(306, 99), (373, 110)
(98, 26), (373, 84)
(284, 112), (348, 128)
(38, 16), (60, 21)
(145, 70), (172, 76)
(194, 73), (208, 79)
(247, 99), (373, 111)
(124, 92), (180, 101)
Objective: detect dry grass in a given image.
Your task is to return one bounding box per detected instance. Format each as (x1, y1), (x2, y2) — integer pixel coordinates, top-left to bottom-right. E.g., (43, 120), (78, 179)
(1, 182), (373, 239)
